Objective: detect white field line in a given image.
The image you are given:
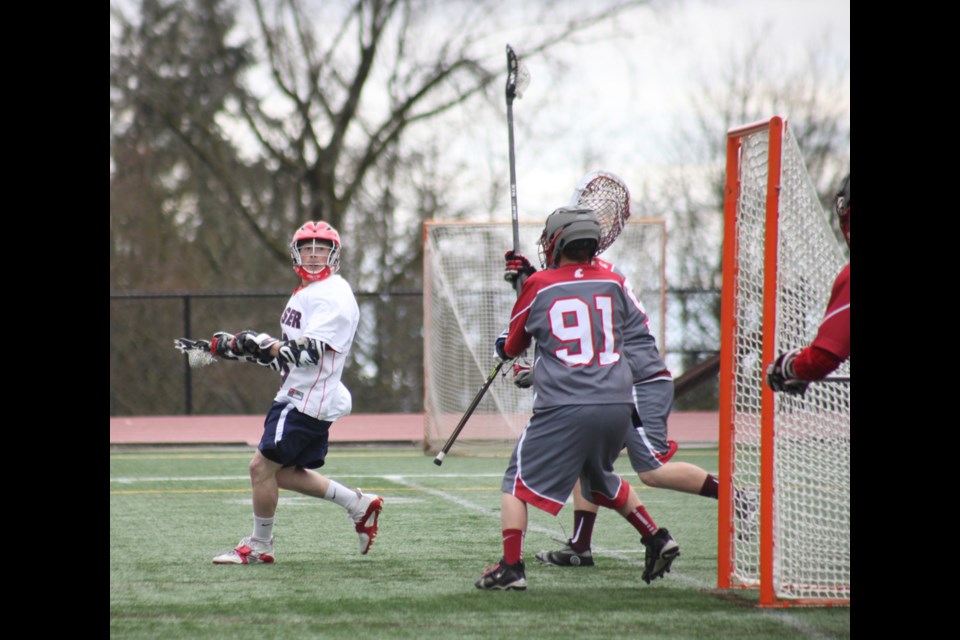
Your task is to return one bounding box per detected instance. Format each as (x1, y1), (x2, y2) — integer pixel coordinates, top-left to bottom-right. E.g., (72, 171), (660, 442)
(110, 473), (505, 484)
(385, 474), (841, 640)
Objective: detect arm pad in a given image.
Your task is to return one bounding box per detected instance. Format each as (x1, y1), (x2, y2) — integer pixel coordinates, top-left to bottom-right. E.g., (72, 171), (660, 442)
(239, 353), (283, 372)
(277, 337), (323, 367)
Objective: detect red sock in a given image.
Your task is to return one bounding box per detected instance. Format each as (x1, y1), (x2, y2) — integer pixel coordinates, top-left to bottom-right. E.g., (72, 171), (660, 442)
(569, 511), (597, 552)
(625, 505), (658, 538)
(502, 529), (524, 565)
(700, 474), (719, 499)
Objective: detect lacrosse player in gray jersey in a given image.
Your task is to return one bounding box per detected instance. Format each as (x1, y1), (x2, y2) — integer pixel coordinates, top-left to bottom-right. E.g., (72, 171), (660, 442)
(506, 236), (732, 570)
(475, 207), (680, 591)
(538, 269), (728, 566)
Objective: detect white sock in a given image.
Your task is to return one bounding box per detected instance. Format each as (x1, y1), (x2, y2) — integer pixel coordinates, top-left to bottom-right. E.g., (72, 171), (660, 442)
(323, 480), (360, 512)
(253, 515), (274, 542)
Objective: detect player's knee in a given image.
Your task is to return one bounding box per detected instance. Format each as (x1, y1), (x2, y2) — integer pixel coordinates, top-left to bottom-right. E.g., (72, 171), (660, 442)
(638, 469), (665, 488)
(249, 452), (275, 482)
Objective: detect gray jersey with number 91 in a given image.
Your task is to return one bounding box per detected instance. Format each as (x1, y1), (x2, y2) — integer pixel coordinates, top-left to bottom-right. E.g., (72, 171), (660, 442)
(501, 261), (638, 410)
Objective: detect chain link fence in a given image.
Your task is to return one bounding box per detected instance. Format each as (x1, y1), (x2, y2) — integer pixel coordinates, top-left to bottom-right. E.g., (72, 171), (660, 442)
(110, 289), (719, 416)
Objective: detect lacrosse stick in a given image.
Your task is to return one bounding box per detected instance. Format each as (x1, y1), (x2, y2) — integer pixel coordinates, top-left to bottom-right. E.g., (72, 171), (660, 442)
(434, 360), (505, 466)
(435, 45), (529, 466)
(569, 170), (631, 254)
(505, 43), (530, 295)
(173, 338), (218, 369)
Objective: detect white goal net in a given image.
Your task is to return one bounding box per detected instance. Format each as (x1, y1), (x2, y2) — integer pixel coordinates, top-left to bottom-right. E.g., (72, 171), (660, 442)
(719, 117), (850, 605)
(424, 220), (666, 457)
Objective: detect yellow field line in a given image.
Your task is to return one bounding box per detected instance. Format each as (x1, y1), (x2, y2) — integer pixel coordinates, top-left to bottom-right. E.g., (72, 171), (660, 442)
(109, 452), (429, 460)
(110, 450), (716, 461)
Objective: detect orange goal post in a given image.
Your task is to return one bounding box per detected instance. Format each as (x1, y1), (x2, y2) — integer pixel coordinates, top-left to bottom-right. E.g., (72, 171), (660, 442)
(717, 116), (850, 606)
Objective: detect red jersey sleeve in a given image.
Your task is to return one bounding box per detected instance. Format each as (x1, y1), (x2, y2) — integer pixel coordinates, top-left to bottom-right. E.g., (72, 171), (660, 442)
(502, 275), (537, 358)
(793, 263), (849, 380)
(792, 345), (843, 380)
(809, 263), (850, 361)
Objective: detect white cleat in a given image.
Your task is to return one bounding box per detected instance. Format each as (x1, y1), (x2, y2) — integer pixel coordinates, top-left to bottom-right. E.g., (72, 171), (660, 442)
(212, 536), (275, 565)
(348, 489), (384, 555)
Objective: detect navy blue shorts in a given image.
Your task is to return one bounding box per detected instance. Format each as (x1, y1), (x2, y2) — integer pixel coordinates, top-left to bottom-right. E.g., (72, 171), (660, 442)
(259, 401), (331, 469)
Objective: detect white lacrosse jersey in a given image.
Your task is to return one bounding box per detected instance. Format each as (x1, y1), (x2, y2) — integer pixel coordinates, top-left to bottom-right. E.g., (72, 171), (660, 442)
(273, 274), (360, 421)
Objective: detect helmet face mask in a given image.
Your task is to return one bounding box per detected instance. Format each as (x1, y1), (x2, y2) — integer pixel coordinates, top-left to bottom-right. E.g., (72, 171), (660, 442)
(290, 221), (342, 282)
(835, 174), (850, 248)
(537, 206), (602, 268)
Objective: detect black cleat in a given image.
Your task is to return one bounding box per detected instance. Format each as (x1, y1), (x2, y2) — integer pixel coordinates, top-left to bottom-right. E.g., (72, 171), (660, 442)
(475, 558), (527, 591)
(734, 488), (759, 542)
(535, 541), (595, 567)
(641, 528), (680, 584)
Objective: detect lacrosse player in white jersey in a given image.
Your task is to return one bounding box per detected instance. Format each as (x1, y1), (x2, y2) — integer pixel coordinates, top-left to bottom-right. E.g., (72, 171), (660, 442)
(210, 221), (383, 565)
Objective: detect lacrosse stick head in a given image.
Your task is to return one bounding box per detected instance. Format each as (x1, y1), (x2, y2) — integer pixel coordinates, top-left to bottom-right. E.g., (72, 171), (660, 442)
(174, 338), (218, 369)
(505, 45), (530, 101)
(568, 171), (631, 255)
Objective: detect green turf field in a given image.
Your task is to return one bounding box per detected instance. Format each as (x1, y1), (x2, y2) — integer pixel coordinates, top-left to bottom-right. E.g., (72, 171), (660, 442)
(110, 445), (850, 639)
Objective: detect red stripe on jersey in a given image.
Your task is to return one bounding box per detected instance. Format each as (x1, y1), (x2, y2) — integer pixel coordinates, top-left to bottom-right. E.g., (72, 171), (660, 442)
(302, 348), (331, 418)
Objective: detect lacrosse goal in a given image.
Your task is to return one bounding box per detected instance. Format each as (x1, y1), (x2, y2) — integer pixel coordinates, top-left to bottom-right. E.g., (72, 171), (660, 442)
(717, 116), (850, 606)
(423, 219), (666, 457)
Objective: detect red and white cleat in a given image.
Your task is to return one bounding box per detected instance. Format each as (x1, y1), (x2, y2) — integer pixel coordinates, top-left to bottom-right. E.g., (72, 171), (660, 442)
(212, 536), (275, 565)
(349, 490), (384, 555)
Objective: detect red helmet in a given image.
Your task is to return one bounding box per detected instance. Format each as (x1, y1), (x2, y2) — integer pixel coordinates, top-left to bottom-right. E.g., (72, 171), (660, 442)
(290, 221), (341, 282)
(835, 174), (850, 248)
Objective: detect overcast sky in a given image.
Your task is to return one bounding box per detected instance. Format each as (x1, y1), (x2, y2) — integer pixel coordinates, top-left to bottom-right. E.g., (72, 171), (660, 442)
(441, 0), (850, 221)
(113, 0), (849, 222)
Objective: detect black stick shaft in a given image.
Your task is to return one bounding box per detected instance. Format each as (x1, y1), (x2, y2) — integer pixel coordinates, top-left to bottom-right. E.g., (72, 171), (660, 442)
(434, 361), (505, 465)
(507, 98), (520, 258)
(435, 45), (524, 466)
(506, 44), (521, 295)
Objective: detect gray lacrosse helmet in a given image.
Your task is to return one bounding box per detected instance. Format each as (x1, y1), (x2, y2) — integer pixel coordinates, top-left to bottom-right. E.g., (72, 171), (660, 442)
(538, 206), (601, 268)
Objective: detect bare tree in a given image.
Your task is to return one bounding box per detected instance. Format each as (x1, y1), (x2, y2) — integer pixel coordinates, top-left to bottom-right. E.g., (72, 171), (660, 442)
(109, 0), (655, 414)
(110, 0), (281, 290)
(112, 0), (652, 288)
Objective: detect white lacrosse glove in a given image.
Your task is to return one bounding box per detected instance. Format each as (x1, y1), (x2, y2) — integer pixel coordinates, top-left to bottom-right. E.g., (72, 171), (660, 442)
(211, 331), (243, 360)
(232, 330), (282, 367)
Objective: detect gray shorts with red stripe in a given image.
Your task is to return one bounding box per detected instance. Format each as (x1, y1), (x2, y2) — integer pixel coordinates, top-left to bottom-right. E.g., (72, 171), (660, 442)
(626, 377), (677, 473)
(500, 403), (634, 515)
